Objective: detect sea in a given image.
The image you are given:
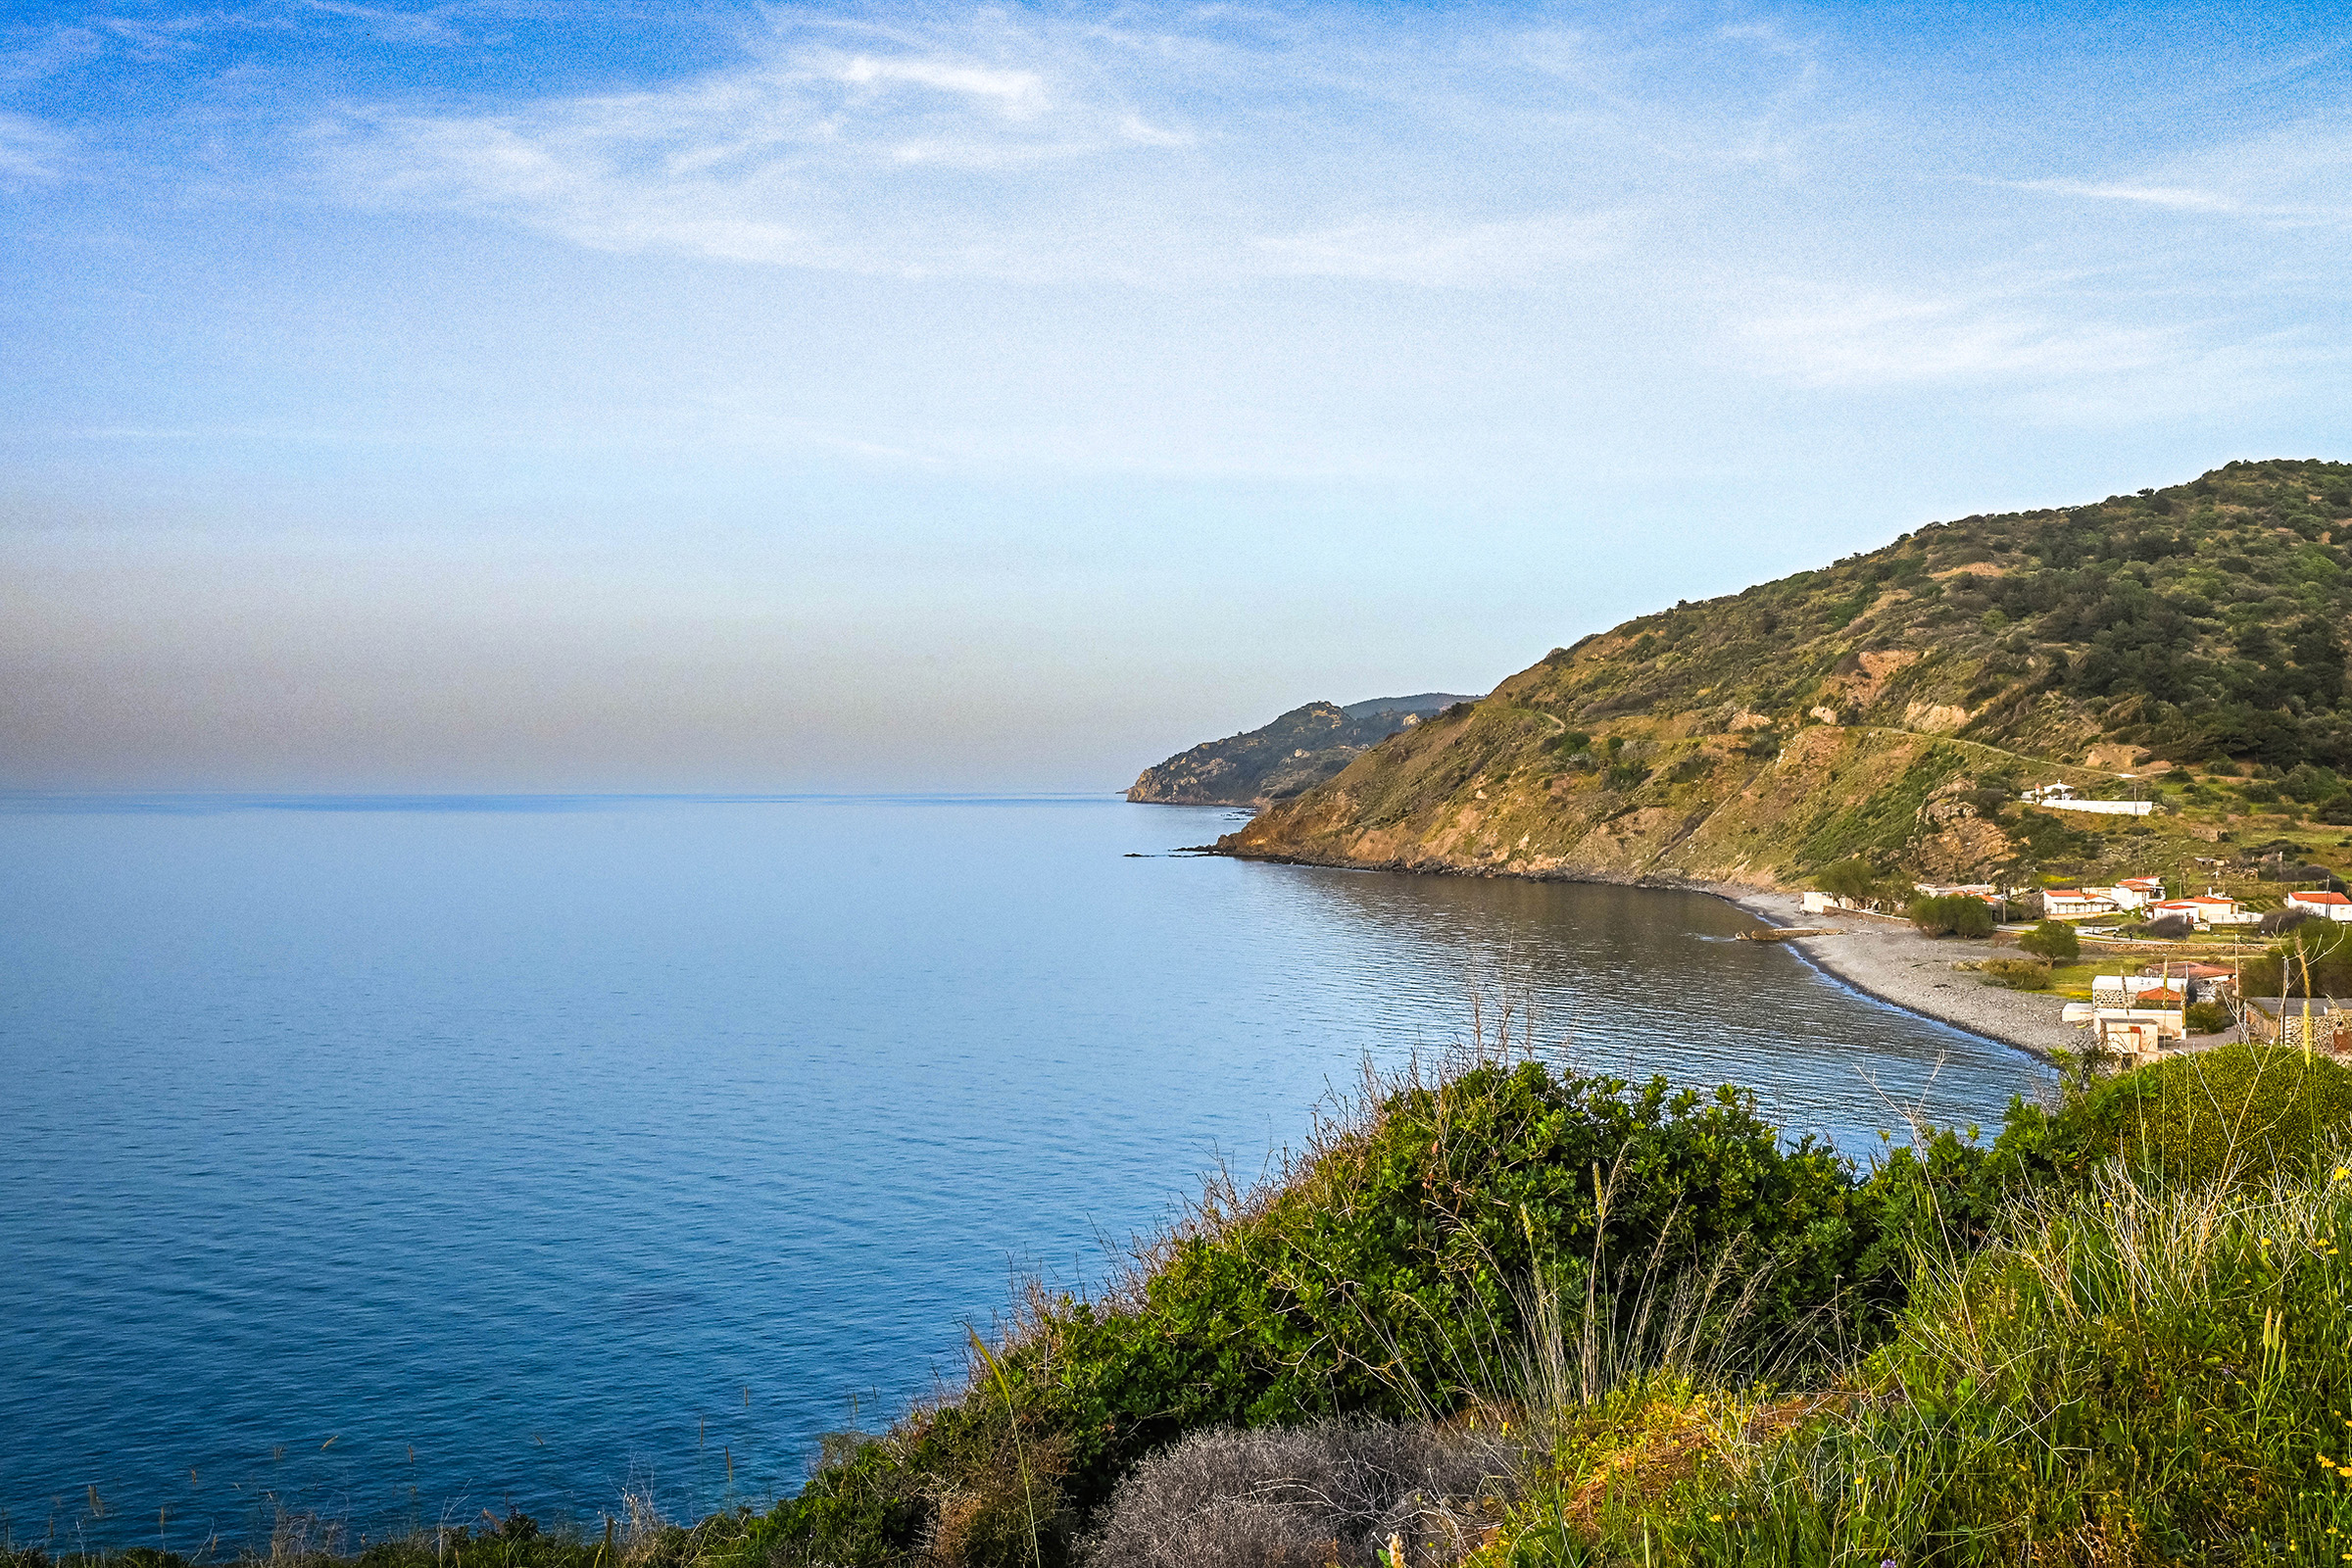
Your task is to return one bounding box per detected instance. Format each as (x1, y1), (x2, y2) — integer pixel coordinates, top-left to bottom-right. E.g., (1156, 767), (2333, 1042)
(0, 794), (2049, 1552)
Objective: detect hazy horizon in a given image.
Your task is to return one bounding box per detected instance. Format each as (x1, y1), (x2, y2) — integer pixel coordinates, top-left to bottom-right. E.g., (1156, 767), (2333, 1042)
(7, 1), (2350, 792)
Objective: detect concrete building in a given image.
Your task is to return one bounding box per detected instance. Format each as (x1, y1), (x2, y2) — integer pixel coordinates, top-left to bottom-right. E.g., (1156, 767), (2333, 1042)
(2042, 888), (2119, 919)
(2286, 890), (2352, 923)
(2243, 997), (2352, 1052)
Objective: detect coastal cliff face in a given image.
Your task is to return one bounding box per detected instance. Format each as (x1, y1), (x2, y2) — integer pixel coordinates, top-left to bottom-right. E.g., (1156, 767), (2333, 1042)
(1127, 693), (1479, 808)
(1224, 460), (2352, 887)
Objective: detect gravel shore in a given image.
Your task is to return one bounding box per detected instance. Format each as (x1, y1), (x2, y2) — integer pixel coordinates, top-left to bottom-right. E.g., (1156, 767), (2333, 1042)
(1718, 890), (2086, 1061)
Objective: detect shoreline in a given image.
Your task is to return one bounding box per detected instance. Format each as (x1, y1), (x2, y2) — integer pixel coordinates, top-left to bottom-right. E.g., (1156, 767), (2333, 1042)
(1710, 887), (2082, 1063)
(1215, 841), (2088, 1062)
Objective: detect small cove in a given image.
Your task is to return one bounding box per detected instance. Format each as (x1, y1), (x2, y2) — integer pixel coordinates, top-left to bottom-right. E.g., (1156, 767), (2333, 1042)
(0, 795), (2049, 1548)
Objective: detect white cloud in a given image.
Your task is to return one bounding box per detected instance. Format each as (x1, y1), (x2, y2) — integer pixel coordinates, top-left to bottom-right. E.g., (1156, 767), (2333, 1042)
(2010, 178), (2240, 213)
(0, 109), (69, 182)
(1732, 283), (2182, 386)
(307, 10), (1681, 286)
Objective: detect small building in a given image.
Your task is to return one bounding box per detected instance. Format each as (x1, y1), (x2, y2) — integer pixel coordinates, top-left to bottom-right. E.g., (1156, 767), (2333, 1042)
(2242, 997), (2352, 1053)
(2043, 888), (2120, 919)
(2104, 877), (2168, 911)
(2093, 972), (2214, 1005)
(1801, 890), (1857, 915)
(2094, 1006), (2186, 1057)
(2286, 890), (2352, 923)
(2145, 894), (2257, 930)
(2021, 781), (2154, 817)
(2185, 893), (2259, 928)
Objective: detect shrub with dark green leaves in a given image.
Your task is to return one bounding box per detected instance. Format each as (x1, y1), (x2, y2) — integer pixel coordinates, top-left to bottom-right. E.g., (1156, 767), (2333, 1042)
(2182, 1000), (2232, 1034)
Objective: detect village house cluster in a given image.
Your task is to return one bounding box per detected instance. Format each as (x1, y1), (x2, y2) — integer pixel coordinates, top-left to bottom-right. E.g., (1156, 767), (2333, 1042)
(1799, 867), (2351, 1061)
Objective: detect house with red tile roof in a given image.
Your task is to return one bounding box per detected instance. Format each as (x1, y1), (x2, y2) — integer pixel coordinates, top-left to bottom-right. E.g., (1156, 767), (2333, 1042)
(2286, 890), (2352, 923)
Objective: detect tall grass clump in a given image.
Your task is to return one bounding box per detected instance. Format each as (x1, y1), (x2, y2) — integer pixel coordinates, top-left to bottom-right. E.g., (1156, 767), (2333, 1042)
(1486, 1047), (2352, 1567)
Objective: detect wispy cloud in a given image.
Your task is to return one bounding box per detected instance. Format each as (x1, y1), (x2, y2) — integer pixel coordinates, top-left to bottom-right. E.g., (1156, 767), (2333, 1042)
(2009, 177), (2240, 213)
(307, 10), (1736, 285)
(0, 109), (70, 182)
(1731, 282), (2184, 387)
(2002, 122), (2352, 225)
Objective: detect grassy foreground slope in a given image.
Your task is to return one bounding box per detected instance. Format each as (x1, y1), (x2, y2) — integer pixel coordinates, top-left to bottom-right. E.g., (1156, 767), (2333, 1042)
(1224, 461), (2352, 889)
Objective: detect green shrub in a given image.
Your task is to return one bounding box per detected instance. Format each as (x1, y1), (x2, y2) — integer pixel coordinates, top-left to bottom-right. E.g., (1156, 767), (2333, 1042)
(752, 1058), (1888, 1565)
(1907, 893), (1994, 938)
(2242, 922), (2352, 998)
(2015, 918), (2080, 961)
(1977, 957), (2049, 990)
(2184, 999), (2234, 1035)
(2077, 1043), (2352, 1183)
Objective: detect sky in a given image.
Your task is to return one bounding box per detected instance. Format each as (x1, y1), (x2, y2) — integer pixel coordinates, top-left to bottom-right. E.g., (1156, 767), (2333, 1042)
(4, 0), (2351, 792)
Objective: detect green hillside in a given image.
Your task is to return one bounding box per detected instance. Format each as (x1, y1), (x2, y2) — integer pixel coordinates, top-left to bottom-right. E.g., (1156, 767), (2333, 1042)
(1127, 694), (1480, 808)
(1223, 460), (2352, 890)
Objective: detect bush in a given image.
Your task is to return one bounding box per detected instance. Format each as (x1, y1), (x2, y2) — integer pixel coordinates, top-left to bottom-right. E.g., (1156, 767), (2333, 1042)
(2140, 913), (2192, 940)
(2074, 1043), (2352, 1183)
(2184, 999), (2234, 1035)
(1907, 894), (1995, 938)
(2241, 922), (2352, 998)
(1978, 958), (2049, 990)
(2015, 918), (2080, 961)
(751, 1056), (1888, 1564)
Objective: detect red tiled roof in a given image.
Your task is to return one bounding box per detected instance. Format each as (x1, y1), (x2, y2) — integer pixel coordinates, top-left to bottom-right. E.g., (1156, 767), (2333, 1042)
(2292, 891), (2352, 906)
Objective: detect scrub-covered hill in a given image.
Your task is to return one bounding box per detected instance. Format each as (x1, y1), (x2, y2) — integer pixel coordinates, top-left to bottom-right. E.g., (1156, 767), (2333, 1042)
(1127, 693), (1481, 808)
(1222, 460), (2352, 889)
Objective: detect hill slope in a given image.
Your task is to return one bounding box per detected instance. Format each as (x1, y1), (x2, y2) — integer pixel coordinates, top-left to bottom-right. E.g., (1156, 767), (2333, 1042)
(1223, 460), (2352, 889)
(1127, 693), (1481, 807)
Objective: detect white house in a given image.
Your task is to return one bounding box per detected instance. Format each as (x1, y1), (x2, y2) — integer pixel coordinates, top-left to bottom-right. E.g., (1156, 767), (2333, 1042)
(1801, 891), (1856, 915)
(2286, 890), (2352, 923)
(2042, 888), (2120, 919)
(2104, 877), (2167, 911)
(2092, 974), (2200, 1005)
(2060, 1000), (2186, 1057)
(2188, 894), (2259, 928)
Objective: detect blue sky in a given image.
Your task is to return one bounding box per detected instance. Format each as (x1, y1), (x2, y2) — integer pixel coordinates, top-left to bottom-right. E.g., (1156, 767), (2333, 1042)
(5, 1), (2351, 790)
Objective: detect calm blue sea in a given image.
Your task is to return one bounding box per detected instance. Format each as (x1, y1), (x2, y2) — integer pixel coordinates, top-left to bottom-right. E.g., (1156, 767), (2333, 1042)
(0, 795), (2046, 1551)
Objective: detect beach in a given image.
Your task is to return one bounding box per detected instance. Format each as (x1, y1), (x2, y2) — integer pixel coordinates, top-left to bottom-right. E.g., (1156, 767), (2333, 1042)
(1723, 889), (2088, 1061)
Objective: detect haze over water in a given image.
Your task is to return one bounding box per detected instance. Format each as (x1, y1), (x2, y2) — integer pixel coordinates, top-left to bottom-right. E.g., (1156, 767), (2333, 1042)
(0, 796), (2045, 1550)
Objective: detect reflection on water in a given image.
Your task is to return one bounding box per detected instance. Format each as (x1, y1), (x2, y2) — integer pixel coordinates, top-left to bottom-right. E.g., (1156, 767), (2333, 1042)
(1266, 868), (2038, 1147)
(0, 797), (2045, 1549)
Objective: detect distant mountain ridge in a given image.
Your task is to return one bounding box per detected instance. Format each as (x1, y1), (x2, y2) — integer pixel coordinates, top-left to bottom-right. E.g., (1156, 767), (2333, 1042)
(1127, 694), (1483, 808)
(1222, 459), (2352, 890)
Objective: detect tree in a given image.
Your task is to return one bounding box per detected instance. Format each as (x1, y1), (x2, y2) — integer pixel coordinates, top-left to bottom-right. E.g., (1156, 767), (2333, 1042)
(1910, 893), (1996, 939)
(2017, 919), (2081, 962)
(1816, 857), (1882, 904)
